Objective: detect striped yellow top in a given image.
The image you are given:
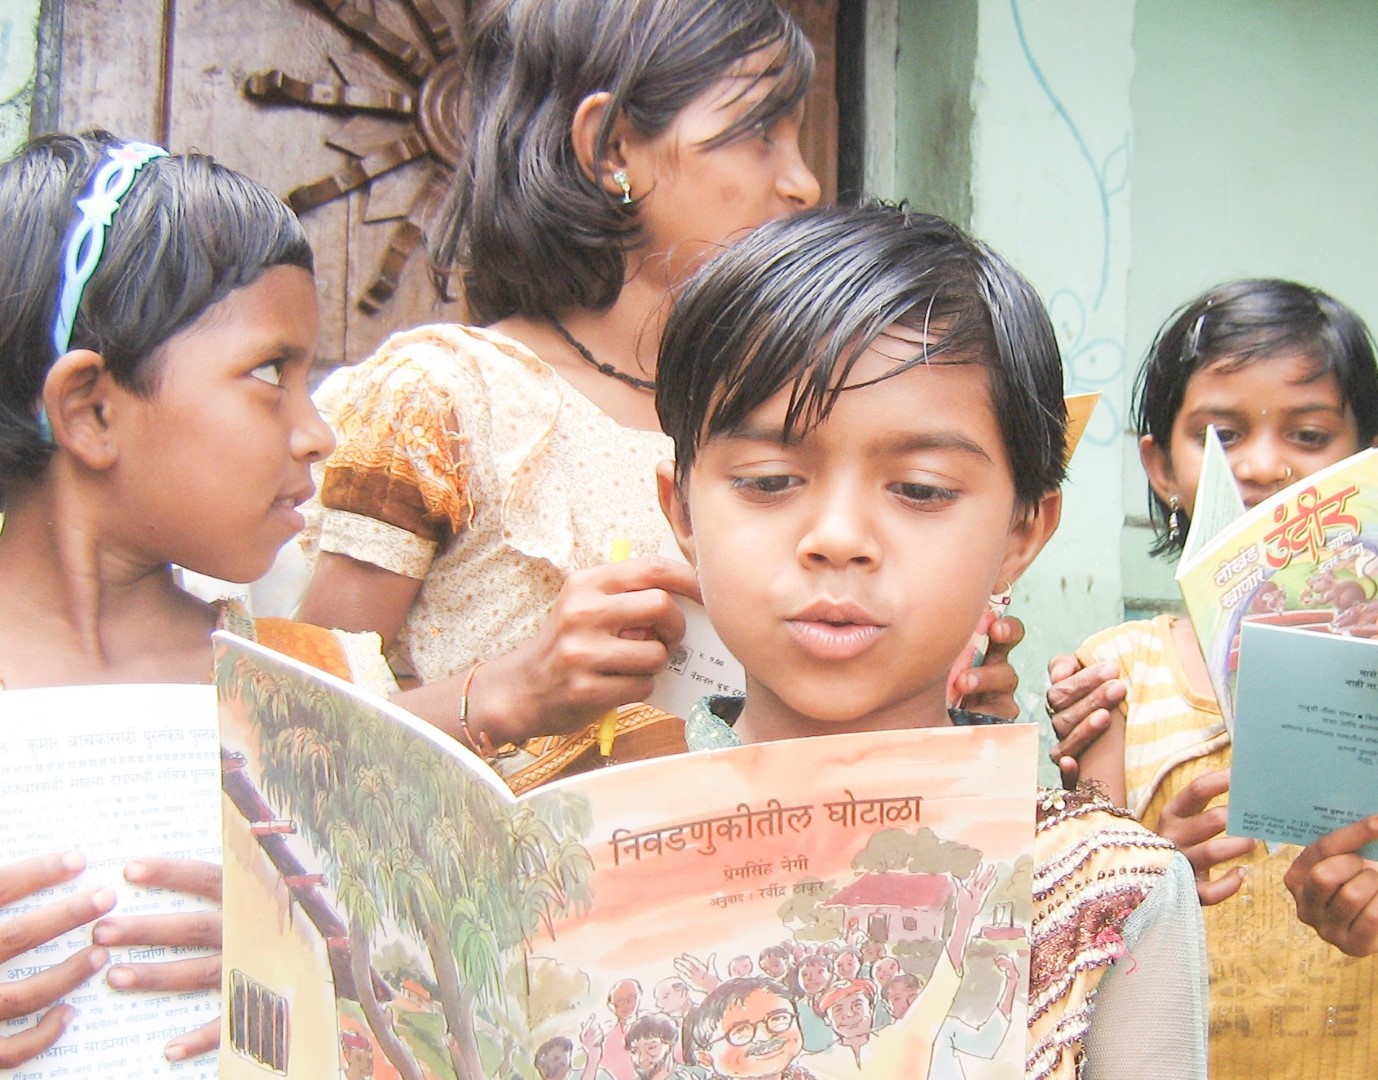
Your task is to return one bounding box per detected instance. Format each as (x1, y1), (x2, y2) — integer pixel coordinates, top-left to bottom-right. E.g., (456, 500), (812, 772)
(1079, 615), (1378, 1079)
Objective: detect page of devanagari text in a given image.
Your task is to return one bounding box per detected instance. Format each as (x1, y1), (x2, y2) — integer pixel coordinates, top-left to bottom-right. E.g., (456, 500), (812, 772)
(0, 683), (220, 1078)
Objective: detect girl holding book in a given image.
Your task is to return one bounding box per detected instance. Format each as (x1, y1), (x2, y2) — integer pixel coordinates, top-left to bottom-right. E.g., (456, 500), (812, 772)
(1045, 278), (1378, 1079)
(0, 130), (384, 1067)
(295, 0), (1026, 789)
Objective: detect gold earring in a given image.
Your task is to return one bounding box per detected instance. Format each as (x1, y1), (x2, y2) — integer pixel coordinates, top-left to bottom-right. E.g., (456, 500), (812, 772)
(1168, 494), (1182, 544)
(612, 169), (633, 204)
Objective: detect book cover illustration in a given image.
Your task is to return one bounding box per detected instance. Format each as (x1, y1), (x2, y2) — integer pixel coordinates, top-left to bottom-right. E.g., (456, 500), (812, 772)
(216, 634), (1036, 1080)
(1176, 441), (1378, 729)
(0, 683), (221, 1078)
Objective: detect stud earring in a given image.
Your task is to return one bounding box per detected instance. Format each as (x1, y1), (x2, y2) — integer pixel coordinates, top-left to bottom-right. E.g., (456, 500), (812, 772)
(612, 169), (633, 205)
(1168, 494), (1182, 544)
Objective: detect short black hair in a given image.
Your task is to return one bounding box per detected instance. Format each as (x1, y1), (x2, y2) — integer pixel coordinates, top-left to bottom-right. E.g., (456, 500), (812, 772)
(1135, 278), (1378, 556)
(657, 203), (1067, 508)
(0, 130), (312, 504)
(431, 0), (813, 323)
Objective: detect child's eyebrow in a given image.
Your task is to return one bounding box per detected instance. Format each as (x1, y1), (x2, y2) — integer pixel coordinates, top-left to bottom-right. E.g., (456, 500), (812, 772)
(872, 431), (995, 462)
(717, 423), (994, 462)
(1185, 401), (1347, 419)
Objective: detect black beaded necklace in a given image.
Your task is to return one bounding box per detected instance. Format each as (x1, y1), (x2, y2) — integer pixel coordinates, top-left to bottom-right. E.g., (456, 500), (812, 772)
(548, 315), (656, 392)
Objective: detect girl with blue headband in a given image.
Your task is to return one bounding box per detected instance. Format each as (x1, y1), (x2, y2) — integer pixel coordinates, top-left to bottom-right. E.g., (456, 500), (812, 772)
(0, 130), (380, 1067)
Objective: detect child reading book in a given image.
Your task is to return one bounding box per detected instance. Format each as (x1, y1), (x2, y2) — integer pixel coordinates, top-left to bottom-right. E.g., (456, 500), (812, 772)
(295, 0), (1027, 791)
(652, 203), (1208, 1079)
(1044, 278), (1378, 1079)
(0, 131), (387, 1069)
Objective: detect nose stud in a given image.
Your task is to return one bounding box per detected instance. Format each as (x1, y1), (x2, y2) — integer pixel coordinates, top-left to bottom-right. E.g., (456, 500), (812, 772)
(1283, 465), (1294, 483)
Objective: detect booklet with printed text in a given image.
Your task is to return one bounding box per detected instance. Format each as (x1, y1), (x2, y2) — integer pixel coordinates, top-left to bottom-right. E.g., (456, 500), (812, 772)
(1175, 434), (1378, 848)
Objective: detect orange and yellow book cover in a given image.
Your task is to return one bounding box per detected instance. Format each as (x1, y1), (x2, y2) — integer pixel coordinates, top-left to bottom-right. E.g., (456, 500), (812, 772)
(216, 633), (1035, 1080)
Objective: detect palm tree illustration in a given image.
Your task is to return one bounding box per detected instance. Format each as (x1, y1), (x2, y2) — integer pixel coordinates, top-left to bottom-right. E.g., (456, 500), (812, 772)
(233, 658), (594, 1080)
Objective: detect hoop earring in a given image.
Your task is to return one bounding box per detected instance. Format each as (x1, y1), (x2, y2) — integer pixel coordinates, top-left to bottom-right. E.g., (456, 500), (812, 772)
(1168, 494), (1182, 544)
(612, 169), (633, 205)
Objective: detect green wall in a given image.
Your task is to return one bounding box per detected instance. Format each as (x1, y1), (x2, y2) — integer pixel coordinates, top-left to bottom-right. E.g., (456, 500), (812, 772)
(1124, 0), (1378, 612)
(894, 0), (976, 227)
(0, 0), (40, 156)
(886, 0), (1378, 778)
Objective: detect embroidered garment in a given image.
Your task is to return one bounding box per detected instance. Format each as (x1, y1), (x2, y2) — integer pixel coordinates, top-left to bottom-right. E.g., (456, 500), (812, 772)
(1079, 615), (1378, 1080)
(684, 699), (1207, 1080)
(301, 323), (674, 689)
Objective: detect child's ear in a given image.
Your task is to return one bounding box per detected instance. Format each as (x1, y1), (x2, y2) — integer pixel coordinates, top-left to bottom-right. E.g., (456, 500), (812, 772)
(42, 350), (120, 471)
(571, 90), (634, 199)
(656, 459), (697, 566)
(997, 489), (1063, 587)
(1139, 434), (1177, 507)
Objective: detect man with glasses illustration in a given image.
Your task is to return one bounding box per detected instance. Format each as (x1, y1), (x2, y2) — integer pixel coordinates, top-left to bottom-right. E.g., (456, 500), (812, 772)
(685, 977), (816, 1080)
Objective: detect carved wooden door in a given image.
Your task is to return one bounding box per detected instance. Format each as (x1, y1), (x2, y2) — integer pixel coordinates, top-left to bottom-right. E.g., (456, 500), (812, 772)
(48, 0), (838, 368)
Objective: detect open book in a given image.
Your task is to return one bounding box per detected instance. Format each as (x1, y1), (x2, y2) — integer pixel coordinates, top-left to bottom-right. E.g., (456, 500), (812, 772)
(0, 684), (221, 1078)
(1174, 434), (1378, 852)
(216, 634), (1035, 1080)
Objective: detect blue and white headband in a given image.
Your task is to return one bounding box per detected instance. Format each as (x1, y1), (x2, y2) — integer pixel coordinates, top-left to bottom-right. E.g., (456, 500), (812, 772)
(50, 140), (168, 357)
(36, 140), (167, 442)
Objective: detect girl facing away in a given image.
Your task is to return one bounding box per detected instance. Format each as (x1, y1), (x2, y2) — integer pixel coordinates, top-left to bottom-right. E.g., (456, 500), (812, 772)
(295, 0), (1025, 790)
(1045, 279), (1378, 1079)
(0, 131), (382, 1067)
(653, 204), (1208, 1080)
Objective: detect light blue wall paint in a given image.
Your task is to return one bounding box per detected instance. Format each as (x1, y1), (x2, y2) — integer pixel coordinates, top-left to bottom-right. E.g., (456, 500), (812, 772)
(0, 0), (39, 156)
(890, 0), (1378, 782)
(968, 0), (1137, 778)
(1123, 0), (1378, 612)
(889, 0), (1137, 781)
(892, 0), (976, 225)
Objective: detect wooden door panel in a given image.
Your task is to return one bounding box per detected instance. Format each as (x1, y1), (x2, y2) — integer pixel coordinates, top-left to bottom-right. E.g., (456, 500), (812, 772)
(783, 0), (839, 207)
(54, 0), (166, 144)
(52, 0), (839, 368)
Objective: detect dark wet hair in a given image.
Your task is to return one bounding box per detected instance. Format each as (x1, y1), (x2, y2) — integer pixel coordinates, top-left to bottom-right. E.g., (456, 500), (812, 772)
(657, 203), (1067, 508)
(0, 130), (312, 504)
(1135, 278), (1378, 556)
(432, 0), (813, 323)
(685, 976), (794, 1060)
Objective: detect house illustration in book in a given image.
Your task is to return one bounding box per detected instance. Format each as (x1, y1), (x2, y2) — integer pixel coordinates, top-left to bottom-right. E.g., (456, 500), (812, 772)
(221, 751), (425, 1080)
(824, 872), (952, 945)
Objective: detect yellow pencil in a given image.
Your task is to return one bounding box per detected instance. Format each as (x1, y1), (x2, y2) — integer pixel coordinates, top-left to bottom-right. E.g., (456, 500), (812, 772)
(599, 538), (634, 757)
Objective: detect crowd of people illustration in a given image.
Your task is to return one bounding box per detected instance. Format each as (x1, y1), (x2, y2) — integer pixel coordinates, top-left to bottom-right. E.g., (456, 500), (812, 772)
(1, 0), (1374, 1078)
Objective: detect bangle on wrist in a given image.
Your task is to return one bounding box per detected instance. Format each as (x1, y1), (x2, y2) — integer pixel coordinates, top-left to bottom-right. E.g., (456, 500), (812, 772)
(458, 661), (498, 760)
